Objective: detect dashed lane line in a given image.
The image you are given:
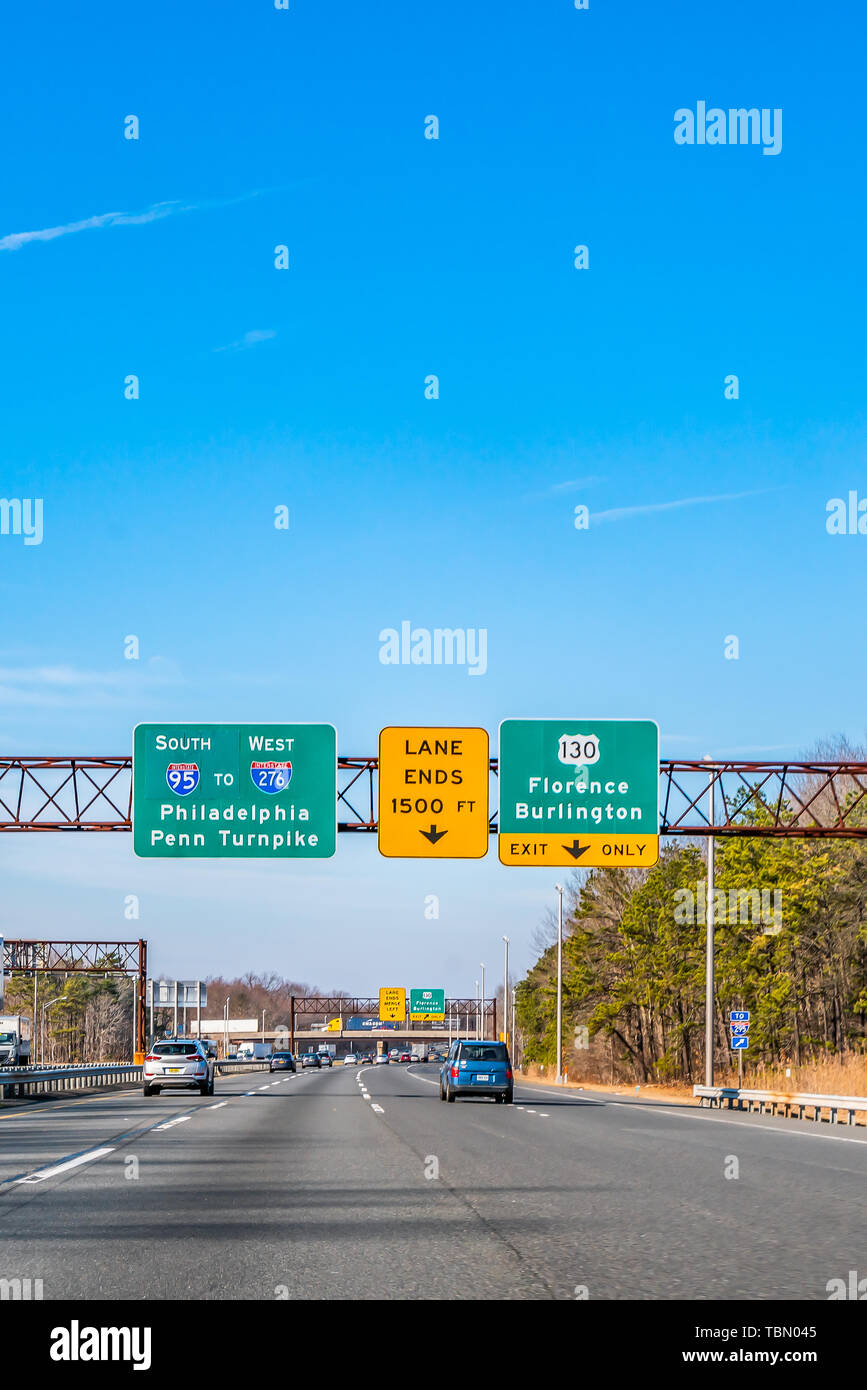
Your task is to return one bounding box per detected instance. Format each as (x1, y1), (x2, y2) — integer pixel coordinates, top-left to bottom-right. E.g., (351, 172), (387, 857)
(16, 1147), (116, 1185)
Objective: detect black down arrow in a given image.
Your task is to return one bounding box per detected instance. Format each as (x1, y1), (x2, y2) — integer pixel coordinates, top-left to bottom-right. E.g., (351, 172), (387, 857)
(420, 824), (448, 844)
(562, 839), (590, 859)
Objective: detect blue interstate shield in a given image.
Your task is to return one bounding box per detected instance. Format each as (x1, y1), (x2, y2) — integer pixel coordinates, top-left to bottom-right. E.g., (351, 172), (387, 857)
(250, 760), (292, 794)
(166, 762), (199, 795)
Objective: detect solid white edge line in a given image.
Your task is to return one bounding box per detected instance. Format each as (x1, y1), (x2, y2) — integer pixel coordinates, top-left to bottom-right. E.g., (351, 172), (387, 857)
(17, 1146), (116, 1184)
(520, 1084), (867, 1145)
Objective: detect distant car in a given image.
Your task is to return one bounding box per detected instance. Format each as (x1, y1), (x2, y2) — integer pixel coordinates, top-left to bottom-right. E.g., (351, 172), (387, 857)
(388, 1048), (400, 1060)
(301, 1053), (322, 1068)
(361, 1053), (375, 1065)
(398, 1050), (413, 1063)
(440, 1040), (513, 1104)
(143, 1040), (215, 1097)
(269, 1051), (296, 1073)
(426, 1050), (444, 1063)
(318, 1053), (333, 1067)
(344, 1052), (359, 1066)
(375, 1053), (389, 1065)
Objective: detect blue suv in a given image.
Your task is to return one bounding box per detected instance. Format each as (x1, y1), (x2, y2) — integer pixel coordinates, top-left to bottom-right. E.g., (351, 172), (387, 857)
(440, 1040), (513, 1104)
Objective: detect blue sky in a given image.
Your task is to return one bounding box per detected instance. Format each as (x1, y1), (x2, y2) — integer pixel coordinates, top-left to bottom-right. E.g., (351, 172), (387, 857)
(1, 1), (865, 993)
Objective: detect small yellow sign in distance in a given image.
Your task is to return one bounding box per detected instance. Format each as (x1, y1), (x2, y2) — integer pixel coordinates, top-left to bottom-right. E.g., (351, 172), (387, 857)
(497, 833), (659, 867)
(378, 726), (490, 858)
(378, 987), (406, 1022)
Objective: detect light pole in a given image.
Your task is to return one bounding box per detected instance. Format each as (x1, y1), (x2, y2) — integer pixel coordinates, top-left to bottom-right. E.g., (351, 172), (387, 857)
(511, 986), (517, 1067)
(474, 980), (479, 1038)
(224, 996), (230, 1059)
(261, 1009), (267, 1046)
(480, 963), (485, 1039)
(555, 883), (564, 1082)
(502, 937), (510, 1048)
(41, 994), (67, 1065)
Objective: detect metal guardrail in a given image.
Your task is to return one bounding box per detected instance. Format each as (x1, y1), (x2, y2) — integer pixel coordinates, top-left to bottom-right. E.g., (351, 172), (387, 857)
(0, 1058), (271, 1098)
(0, 1064), (140, 1098)
(694, 1085), (867, 1126)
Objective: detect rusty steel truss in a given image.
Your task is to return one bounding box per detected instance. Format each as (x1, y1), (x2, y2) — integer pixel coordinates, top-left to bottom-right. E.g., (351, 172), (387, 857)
(1, 938), (148, 1054)
(2, 756), (867, 838)
(288, 995), (497, 1051)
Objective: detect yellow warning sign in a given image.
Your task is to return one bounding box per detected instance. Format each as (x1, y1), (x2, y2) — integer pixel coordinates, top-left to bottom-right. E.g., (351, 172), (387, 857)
(378, 987), (406, 1022)
(378, 726), (489, 858)
(497, 833), (659, 867)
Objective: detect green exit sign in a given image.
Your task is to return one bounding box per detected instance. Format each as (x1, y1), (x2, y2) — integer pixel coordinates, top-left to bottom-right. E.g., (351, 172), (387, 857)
(498, 718), (659, 867)
(132, 723), (337, 859)
(409, 988), (445, 1020)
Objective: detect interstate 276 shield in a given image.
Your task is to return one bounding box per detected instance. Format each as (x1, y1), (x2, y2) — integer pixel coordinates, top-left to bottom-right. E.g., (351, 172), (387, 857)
(249, 760), (292, 793)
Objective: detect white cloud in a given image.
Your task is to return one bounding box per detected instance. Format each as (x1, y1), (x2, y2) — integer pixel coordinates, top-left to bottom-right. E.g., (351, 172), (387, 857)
(0, 191), (263, 253)
(214, 329), (277, 353)
(546, 476), (603, 494)
(592, 488), (775, 525)
(0, 660), (182, 709)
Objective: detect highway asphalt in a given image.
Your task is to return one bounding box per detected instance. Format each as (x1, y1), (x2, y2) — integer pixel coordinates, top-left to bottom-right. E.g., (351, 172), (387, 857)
(0, 1061), (865, 1300)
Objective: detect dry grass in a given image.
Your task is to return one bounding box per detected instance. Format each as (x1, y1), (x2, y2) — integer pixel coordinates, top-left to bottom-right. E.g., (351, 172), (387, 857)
(719, 1056), (867, 1097)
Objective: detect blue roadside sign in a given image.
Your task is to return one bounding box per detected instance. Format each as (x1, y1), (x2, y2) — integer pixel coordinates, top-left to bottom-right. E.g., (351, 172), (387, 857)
(730, 1023), (749, 1036)
(731, 1036), (749, 1050)
(729, 1010), (750, 1022)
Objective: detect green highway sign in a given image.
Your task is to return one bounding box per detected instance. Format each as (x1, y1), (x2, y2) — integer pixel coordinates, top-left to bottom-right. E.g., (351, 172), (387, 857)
(409, 988), (446, 1021)
(132, 723), (337, 858)
(498, 718), (659, 867)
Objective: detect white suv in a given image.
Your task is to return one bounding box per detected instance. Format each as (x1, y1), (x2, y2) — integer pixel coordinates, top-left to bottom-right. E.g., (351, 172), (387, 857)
(143, 1041), (215, 1097)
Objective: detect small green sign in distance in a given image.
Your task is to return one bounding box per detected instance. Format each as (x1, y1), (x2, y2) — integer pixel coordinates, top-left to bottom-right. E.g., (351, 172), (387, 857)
(409, 988), (446, 1021)
(133, 722), (337, 858)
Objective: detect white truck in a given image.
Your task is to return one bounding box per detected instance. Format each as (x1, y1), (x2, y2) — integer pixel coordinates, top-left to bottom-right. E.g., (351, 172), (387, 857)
(0, 1015), (32, 1067)
(237, 1042), (272, 1060)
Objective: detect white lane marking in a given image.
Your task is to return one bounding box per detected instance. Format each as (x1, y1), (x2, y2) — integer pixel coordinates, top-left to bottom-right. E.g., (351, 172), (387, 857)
(258, 1085), (270, 1091)
(371, 1104), (384, 1114)
(207, 1102), (228, 1110)
(153, 1115), (192, 1131)
(17, 1147), (115, 1184)
(538, 1113), (550, 1118)
(638, 1105), (867, 1146)
(521, 1085), (867, 1146)
(244, 1091), (256, 1096)
(526, 1109), (537, 1114)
